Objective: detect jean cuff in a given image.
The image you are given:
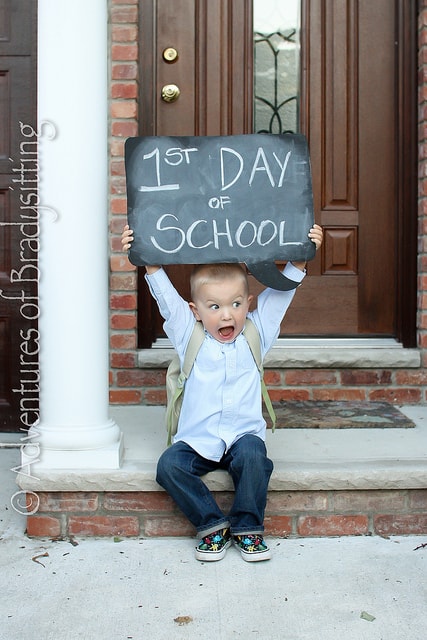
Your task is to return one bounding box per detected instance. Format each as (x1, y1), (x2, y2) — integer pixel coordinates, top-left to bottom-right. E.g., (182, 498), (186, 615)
(197, 520), (231, 538)
(231, 528), (264, 536)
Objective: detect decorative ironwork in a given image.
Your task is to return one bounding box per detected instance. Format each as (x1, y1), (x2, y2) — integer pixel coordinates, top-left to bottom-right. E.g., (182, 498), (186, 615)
(254, 29), (300, 134)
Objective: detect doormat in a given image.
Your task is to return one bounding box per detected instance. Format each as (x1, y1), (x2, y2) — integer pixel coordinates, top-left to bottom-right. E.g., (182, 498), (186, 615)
(265, 401), (416, 429)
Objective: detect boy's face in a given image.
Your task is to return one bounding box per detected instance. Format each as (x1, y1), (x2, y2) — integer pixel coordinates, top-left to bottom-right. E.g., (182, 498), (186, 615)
(189, 276), (253, 343)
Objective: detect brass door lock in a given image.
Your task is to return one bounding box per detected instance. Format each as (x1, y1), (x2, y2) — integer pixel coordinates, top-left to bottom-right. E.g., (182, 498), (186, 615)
(161, 84), (180, 103)
(163, 47), (179, 63)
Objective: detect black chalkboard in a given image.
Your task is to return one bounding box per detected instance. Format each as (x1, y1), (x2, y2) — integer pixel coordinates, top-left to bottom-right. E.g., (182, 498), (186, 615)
(125, 133), (315, 290)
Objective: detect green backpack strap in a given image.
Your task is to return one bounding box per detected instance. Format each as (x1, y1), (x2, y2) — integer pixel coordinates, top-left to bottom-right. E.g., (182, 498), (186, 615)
(244, 319), (277, 432)
(166, 321), (205, 445)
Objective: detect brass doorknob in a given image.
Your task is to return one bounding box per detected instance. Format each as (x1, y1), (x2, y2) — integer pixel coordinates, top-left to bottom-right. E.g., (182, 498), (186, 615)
(163, 47), (179, 63)
(161, 84), (180, 103)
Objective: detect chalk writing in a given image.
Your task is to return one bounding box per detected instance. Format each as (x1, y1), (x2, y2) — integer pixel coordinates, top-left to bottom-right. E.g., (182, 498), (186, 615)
(125, 133), (315, 290)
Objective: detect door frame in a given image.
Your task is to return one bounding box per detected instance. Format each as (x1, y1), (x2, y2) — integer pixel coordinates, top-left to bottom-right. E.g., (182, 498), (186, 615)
(136, 0), (418, 348)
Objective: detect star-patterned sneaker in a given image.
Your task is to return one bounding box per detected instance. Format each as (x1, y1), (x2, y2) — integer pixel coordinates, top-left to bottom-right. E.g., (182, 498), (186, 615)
(233, 533), (271, 562)
(195, 527), (232, 562)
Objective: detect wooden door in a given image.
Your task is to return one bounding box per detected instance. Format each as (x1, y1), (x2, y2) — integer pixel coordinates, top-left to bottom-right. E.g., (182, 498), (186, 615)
(0, 0), (38, 431)
(137, 0), (417, 347)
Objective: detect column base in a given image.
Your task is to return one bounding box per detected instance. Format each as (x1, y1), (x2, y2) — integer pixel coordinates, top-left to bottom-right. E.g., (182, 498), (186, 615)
(21, 432), (124, 471)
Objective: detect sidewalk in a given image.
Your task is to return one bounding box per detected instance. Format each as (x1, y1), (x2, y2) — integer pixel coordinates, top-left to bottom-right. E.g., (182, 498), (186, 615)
(1, 437), (426, 640)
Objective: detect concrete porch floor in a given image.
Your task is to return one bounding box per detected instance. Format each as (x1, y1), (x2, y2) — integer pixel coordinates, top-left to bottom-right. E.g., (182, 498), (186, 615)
(16, 404), (427, 493)
(1, 417), (427, 639)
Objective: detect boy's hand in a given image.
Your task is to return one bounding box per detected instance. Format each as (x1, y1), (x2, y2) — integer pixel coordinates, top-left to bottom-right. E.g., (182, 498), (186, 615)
(292, 224), (323, 271)
(120, 224), (160, 274)
(308, 223), (323, 250)
(121, 224), (134, 251)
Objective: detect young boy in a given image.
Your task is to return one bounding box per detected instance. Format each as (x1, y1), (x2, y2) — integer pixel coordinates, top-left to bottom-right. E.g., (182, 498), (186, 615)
(122, 224), (323, 562)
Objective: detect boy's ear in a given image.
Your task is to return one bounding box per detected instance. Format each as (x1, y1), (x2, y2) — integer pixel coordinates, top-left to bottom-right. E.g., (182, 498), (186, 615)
(248, 294), (254, 305)
(189, 301), (201, 321)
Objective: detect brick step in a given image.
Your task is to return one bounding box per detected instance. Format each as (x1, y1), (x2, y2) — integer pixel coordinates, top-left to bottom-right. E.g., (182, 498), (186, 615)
(17, 405), (427, 538)
(25, 488), (427, 539)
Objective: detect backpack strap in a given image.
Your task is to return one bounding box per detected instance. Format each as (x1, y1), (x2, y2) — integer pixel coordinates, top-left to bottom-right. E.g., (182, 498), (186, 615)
(166, 321), (205, 445)
(244, 318), (277, 432)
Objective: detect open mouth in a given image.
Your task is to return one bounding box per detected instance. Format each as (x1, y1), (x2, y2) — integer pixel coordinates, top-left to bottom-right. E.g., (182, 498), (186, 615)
(218, 326), (234, 339)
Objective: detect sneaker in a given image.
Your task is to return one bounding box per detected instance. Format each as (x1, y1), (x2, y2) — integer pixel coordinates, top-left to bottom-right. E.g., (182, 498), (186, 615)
(195, 527), (231, 562)
(233, 534), (271, 562)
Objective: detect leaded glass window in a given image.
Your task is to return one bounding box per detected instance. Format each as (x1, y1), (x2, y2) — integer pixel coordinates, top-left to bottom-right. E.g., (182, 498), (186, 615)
(254, 0), (300, 134)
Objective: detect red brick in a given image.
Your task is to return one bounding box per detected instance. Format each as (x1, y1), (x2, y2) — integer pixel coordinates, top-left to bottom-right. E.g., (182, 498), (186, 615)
(69, 516), (140, 537)
(264, 515), (293, 536)
(111, 121), (138, 138)
(38, 492), (98, 512)
(112, 25), (138, 42)
(143, 515), (195, 537)
(264, 370), (281, 385)
(374, 514), (427, 536)
(117, 369), (165, 387)
(298, 515), (369, 537)
(26, 515), (61, 537)
(110, 237), (127, 253)
(268, 388), (310, 402)
(395, 370), (427, 385)
(332, 491), (406, 513)
(111, 7), (138, 24)
(144, 389), (167, 404)
(285, 370), (337, 385)
(110, 352), (136, 368)
(112, 44), (138, 61)
(111, 101), (137, 119)
(111, 176), (127, 195)
(111, 314), (137, 330)
(111, 82), (138, 99)
(110, 139), (125, 157)
(409, 489), (427, 509)
(368, 388), (421, 403)
(104, 491), (175, 512)
(109, 389), (142, 403)
(110, 197), (127, 214)
(110, 334), (136, 350)
(110, 273), (137, 291)
(267, 491), (328, 513)
(110, 216), (128, 233)
(340, 370), (391, 385)
(312, 389), (366, 401)
(110, 293), (137, 310)
(110, 255), (136, 272)
(111, 159), (125, 176)
(111, 63), (138, 81)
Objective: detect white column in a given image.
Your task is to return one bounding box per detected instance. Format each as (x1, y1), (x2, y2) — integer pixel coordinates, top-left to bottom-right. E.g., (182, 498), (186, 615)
(24, 0), (122, 468)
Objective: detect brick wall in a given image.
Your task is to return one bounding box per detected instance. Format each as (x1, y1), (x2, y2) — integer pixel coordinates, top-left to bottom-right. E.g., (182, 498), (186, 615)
(109, 0), (139, 404)
(109, 1), (427, 407)
(26, 489), (427, 538)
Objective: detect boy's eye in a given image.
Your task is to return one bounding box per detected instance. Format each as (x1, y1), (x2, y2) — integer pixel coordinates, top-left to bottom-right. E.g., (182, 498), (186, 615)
(232, 301), (241, 308)
(210, 304), (219, 310)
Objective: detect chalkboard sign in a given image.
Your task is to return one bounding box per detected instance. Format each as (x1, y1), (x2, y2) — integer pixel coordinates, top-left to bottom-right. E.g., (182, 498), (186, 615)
(125, 133), (315, 290)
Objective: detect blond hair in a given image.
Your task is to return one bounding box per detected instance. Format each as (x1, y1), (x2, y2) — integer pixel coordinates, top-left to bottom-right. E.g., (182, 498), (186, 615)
(190, 263), (249, 300)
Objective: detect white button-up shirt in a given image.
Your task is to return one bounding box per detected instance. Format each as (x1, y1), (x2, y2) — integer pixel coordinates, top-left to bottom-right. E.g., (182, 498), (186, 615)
(146, 263), (305, 461)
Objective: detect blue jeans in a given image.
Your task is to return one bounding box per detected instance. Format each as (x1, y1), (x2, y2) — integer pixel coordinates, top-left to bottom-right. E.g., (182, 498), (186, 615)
(156, 434), (273, 537)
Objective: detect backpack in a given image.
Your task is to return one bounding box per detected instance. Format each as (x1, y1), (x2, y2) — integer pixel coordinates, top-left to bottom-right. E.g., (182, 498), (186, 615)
(165, 318), (276, 445)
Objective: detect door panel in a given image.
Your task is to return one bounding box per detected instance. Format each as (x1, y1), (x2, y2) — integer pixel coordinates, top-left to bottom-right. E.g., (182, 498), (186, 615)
(140, 0), (253, 138)
(138, 0), (254, 346)
(137, 0), (417, 345)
